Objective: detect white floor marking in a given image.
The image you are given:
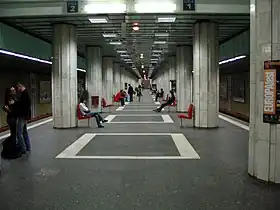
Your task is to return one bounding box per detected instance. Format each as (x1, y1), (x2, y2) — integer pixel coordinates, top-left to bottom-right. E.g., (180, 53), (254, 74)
(113, 114), (162, 116)
(109, 121), (173, 124)
(116, 106), (125, 111)
(161, 115), (174, 123)
(105, 115), (116, 123)
(0, 118), (53, 140)
(56, 133), (96, 158)
(171, 134), (200, 159)
(56, 133), (200, 160)
(60, 156), (196, 160)
(218, 115), (249, 131)
(117, 110), (155, 112)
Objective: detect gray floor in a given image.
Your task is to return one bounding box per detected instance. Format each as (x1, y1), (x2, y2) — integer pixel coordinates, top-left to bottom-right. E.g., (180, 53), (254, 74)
(0, 91), (280, 210)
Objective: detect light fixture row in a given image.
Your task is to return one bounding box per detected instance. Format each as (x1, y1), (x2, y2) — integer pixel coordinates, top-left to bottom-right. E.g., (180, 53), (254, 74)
(85, 3), (177, 14)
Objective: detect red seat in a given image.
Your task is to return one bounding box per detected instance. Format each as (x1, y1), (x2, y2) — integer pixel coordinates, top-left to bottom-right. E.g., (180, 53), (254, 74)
(76, 104), (92, 127)
(101, 98), (113, 112)
(177, 104), (194, 127)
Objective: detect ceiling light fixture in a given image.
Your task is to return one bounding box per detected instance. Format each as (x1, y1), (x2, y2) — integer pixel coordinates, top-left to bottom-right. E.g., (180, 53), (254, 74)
(109, 41), (122, 45)
(120, 54), (130, 57)
(102, 33), (118, 38)
(141, 64), (144, 68)
(155, 32), (169, 37)
(140, 53), (144, 59)
(152, 49), (163, 53)
(88, 17), (108, 23)
(84, 3), (126, 14)
(219, 55), (247, 65)
(117, 49), (127, 53)
(134, 3), (176, 13)
(154, 41), (166, 44)
(157, 17), (176, 23)
(133, 26), (140, 31)
(152, 53), (161, 57)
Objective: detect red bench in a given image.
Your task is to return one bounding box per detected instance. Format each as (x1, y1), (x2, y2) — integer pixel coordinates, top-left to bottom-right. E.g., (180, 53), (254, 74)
(177, 104), (194, 127)
(76, 104), (92, 127)
(101, 98), (113, 112)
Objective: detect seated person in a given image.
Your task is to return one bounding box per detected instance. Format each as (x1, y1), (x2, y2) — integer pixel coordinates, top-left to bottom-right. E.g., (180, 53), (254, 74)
(79, 98), (108, 128)
(153, 90), (175, 112)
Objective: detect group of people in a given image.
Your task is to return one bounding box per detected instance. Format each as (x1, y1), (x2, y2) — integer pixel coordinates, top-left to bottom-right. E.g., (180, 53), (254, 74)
(2, 82), (31, 159)
(77, 84), (143, 128)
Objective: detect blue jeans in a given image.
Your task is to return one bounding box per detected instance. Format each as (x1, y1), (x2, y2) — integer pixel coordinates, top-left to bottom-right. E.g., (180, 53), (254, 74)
(16, 118), (30, 152)
(85, 112), (104, 126)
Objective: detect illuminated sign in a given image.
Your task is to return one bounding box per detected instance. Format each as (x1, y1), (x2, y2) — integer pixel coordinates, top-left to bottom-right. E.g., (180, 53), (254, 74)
(263, 61), (280, 123)
(263, 69), (276, 114)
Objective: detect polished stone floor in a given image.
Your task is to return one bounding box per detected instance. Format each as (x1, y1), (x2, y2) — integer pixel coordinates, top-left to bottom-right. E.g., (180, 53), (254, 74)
(0, 91), (280, 210)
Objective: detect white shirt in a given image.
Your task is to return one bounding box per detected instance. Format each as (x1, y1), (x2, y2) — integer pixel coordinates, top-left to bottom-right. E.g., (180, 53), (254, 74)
(79, 103), (89, 115)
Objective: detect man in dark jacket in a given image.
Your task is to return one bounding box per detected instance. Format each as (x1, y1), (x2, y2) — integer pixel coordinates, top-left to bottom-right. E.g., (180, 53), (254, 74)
(15, 82), (31, 153)
(127, 84), (134, 102)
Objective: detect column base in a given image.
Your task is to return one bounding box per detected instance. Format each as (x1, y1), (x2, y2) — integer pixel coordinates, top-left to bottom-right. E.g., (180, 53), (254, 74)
(248, 173), (280, 185)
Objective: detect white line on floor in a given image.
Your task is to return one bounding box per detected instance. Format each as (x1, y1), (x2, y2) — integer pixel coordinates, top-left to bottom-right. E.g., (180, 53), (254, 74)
(56, 133), (96, 158)
(91, 133), (175, 135)
(108, 121), (174, 124)
(116, 106), (125, 111)
(0, 118), (53, 140)
(118, 110), (155, 112)
(105, 115), (116, 123)
(171, 134), (200, 159)
(218, 115), (249, 131)
(112, 114), (162, 116)
(161, 115), (174, 123)
(57, 156), (198, 160)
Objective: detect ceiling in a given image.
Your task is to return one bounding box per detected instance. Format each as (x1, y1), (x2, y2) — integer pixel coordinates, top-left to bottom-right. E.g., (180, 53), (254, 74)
(1, 13), (249, 78)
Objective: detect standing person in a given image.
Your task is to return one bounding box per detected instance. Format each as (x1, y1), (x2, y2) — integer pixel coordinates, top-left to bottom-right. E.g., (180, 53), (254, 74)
(127, 84), (134, 102)
(153, 90), (175, 112)
(15, 82), (31, 153)
(136, 87), (142, 102)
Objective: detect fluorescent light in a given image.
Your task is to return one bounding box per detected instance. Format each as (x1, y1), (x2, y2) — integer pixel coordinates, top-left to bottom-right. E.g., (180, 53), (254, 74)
(152, 53), (161, 57)
(141, 64), (144, 68)
(0, 49), (86, 72)
(140, 53), (144, 59)
(85, 3), (126, 14)
(155, 32), (169, 37)
(154, 41), (166, 44)
(152, 49), (162, 53)
(102, 33), (118, 38)
(157, 17), (176, 23)
(219, 55), (246, 65)
(120, 54), (130, 57)
(117, 49), (127, 53)
(88, 17), (108, 23)
(135, 3), (176, 13)
(109, 41), (122, 45)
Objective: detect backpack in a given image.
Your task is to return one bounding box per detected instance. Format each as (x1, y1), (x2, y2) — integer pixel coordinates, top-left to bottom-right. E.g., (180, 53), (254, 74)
(1, 136), (22, 159)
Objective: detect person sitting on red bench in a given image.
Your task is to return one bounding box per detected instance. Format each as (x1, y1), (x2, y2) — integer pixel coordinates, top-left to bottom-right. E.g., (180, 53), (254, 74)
(79, 98), (108, 128)
(153, 90), (175, 112)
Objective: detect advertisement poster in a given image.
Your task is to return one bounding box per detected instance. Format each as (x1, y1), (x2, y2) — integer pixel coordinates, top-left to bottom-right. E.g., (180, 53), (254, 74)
(39, 81), (51, 103)
(263, 60), (280, 123)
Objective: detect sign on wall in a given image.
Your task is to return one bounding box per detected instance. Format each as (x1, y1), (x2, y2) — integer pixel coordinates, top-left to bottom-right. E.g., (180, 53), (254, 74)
(183, 0), (195, 11)
(263, 60), (280, 123)
(67, 1), (78, 13)
(39, 81), (51, 103)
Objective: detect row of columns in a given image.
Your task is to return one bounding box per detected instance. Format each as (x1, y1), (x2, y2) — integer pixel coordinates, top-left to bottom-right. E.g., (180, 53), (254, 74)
(154, 6), (280, 183)
(52, 24), (137, 129)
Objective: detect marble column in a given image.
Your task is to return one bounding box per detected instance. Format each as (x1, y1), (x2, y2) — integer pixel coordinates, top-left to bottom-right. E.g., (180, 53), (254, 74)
(86, 46), (102, 112)
(169, 56), (176, 90)
(120, 66), (125, 89)
(103, 57), (114, 103)
(193, 21), (219, 128)
(248, 0), (280, 183)
(52, 24), (77, 128)
(176, 45), (193, 112)
(113, 62), (121, 93)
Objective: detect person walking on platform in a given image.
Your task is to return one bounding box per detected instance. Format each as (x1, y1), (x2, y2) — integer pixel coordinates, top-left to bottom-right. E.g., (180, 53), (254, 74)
(79, 98), (108, 128)
(15, 82), (31, 154)
(135, 87), (142, 102)
(153, 90), (175, 112)
(127, 84), (134, 102)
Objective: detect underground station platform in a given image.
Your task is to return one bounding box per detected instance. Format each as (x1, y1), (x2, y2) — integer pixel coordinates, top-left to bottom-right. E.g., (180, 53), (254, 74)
(0, 93), (280, 210)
